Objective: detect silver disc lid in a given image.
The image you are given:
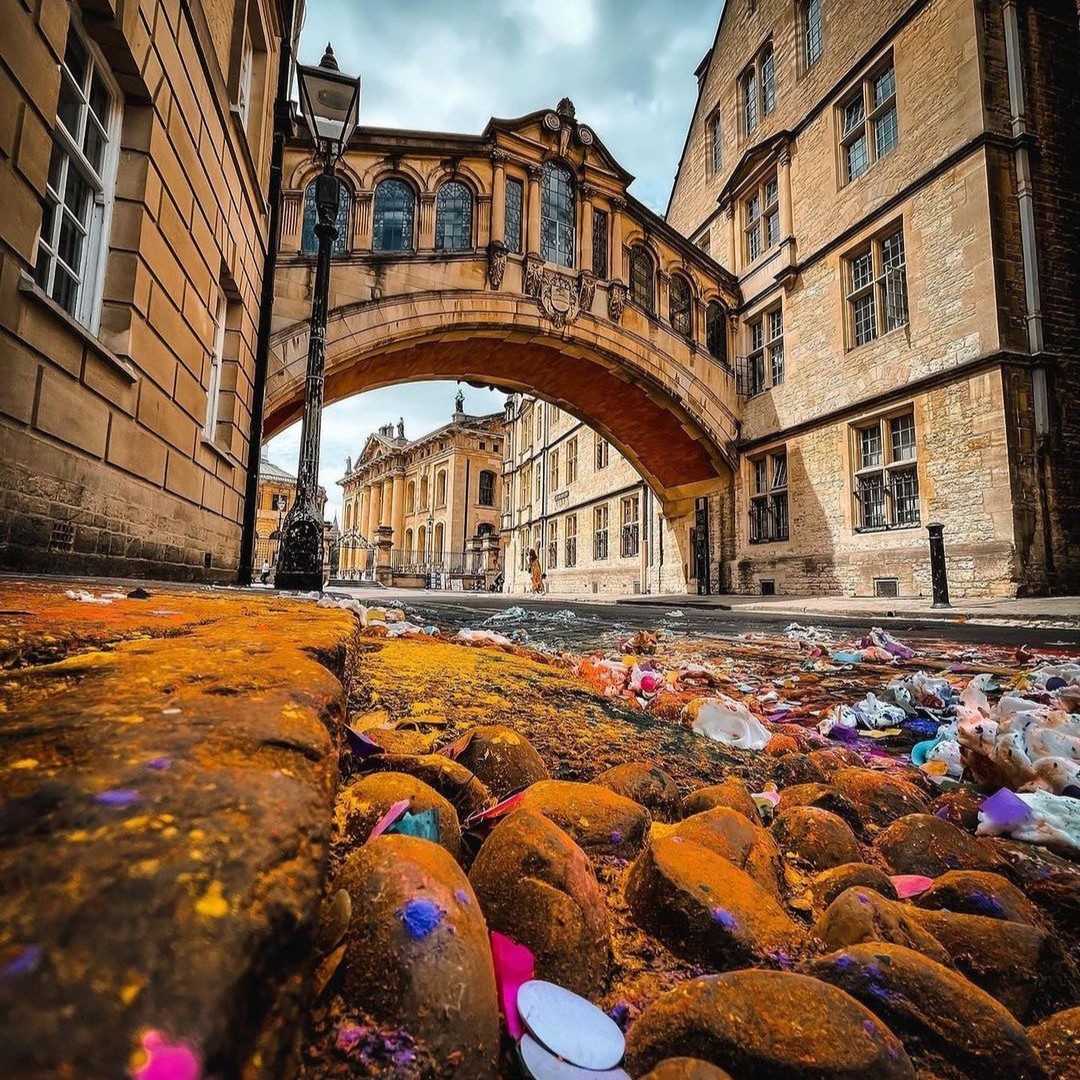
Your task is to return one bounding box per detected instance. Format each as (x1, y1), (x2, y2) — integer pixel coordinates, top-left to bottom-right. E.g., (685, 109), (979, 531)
(519, 1034), (630, 1080)
(517, 980), (625, 1071)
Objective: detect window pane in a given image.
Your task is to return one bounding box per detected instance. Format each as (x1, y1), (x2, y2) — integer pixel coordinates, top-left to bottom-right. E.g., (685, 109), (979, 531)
(629, 246), (654, 311)
(859, 424), (883, 468)
(435, 180), (472, 251)
(302, 178), (350, 255)
(771, 492), (789, 539)
(754, 458), (767, 494)
(892, 467), (919, 525)
(873, 66), (896, 108)
(770, 341), (785, 385)
(858, 474), (886, 528)
(772, 453), (787, 489)
(89, 71), (109, 125)
(843, 96), (865, 136)
(850, 250), (874, 291)
(846, 134), (869, 181)
(706, 301), (726, 364)
(853, 292), (876, 344)
(540, 160), (575, 267)
(805, 0), (823, 67)
(767, 308), (783, 342)
(592, 209), (608, 277)
(749, 353), (765, 395)
(505, 177), (523, 254)
(764, 177), (778, 208)
(760, 47), (776, 114)
(372, 179), (414, 252)
(890, 413), (916, 461)
(748, 223), (763, 261)
(746, 192), (761, 223)
(57, 71), (82, 140)
(52, 263), (79, 314)
(83, 117), (105, 173)
(744, 71), (758, 132)
(669, 275), (692, 337)
(874, 106), (899, 158)
(881, 230), (905, 270)
(64, 31), (88, 88)
(58, 212), (85, 268)
(750, 319), (764, 351)
(766, 209), (780, 248)
(710, 112), (723, 174)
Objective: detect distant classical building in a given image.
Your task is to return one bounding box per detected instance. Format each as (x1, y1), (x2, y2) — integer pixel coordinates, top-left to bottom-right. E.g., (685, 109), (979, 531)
(501, 395), (689, 595)
(0, 0), (294, 579)
(666, 0), (1080, 596)
(253, 449), (330, 575)
(337, 395), (504, 587)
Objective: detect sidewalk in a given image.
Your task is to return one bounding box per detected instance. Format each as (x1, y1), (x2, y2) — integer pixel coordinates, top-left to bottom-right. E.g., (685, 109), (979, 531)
(614, 591), (1080, 628)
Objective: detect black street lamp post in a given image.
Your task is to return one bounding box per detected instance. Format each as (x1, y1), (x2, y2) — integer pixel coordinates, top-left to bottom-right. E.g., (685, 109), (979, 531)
(275, 45), (360, 591)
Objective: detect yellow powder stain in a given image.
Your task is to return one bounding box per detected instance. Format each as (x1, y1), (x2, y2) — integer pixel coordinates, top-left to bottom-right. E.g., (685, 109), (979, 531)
(68, 830), (90, 843)
(122, 815), (151, 831)
(116, 714), (145, 725)
(12, 758), (39, 769)
(189, 828), (206, 841)
(195, 880), (230, 918)
(120, 982), (143, 1005)
(130, 859), (160, 876)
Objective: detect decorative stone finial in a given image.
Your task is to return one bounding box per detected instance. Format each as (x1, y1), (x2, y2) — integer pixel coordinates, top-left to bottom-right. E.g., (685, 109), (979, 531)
(556, 97), (576, 120)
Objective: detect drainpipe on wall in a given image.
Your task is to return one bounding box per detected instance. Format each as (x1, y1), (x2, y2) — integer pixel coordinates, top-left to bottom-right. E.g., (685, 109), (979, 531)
(1002, 0), (1055, 584)
(238, 0), (297, 585)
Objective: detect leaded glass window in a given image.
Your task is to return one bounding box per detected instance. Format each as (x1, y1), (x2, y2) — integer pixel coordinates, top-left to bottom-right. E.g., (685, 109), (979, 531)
(853, 411), (919, 530)
(760, 45), (776, 115)
(372, 178), (414, 252)
(629, 246), (654, 313)
(505, 177), (523, 254)
(706, 301), (727, 365)
(435, 180), (472, 251)
(540, 160), (575, 267)
(592, 209), (608, 278)
(839, 59), (899, 185)
(804, 0), (823, 68)
(669, 275), (692, 338)
(301, 178), (350, 256)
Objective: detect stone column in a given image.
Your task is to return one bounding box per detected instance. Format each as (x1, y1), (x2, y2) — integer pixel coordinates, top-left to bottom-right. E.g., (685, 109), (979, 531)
(382, 478), (393, 527)
(391, 472), (405, 547)
(722, 198), (737, 273)
(526, 164), (542, 256)
(610, 197), (625, 281)
(419, 192), (436, 251)
(778, 147), (793, 241)
(580, 185), (594, 273)
(490, 151), (507, 246)
(366, 483), (380, 539)
(658, 271), (670, 324)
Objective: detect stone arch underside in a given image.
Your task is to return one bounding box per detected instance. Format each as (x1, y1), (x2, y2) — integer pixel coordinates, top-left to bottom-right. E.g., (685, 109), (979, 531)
(266, 295), (737, 519)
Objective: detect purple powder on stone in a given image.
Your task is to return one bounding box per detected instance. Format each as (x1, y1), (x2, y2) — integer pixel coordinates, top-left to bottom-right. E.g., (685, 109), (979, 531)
(611, 831), (624, 844)
(147, 758), (171, 771)
(454, 889), (471, 905)
(608, 1002), (631, 1030)
(863, 1019), (877, 1037)
(934, 805), (951, 820)
(833, 954), (854, 971)
(967, 891), (1005, 918)
(336, 1025), (366, 1052)
(856, 892), (871, 906)
(980, 788), (1033, 830)
(711, 908), (737, 930)
(1, 945), (41, 980)
(398, 898), (444, 940)
(95, 789), (140, 807)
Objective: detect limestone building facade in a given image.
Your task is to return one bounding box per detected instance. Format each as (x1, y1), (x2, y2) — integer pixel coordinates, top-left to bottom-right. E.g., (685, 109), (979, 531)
(667, 0), (1080, 597)
(337, 397), (504, 586)
(0, 0), (291, 579)
(500, 395), (690, 595)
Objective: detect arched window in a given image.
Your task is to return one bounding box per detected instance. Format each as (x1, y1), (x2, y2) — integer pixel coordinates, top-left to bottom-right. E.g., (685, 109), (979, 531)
(436, 469), (448, 506)
(706, 301), (727, 365)
(420, 474), (429, 509)
(477, 522), (495, 537)
(540, 160), (575, 267)
(301, 178), (350, 255)
(478, 470), (496, 507)
(435, 180), (472, 251)
(433, 522), (445, 560)
(629, 246), (655, 313)
(669, 275), (693, 337)
(407, 480), (416, 513)
(372, 178), (415, 252)
(404, 528), (413, 556)
(417, 525), (426, 557)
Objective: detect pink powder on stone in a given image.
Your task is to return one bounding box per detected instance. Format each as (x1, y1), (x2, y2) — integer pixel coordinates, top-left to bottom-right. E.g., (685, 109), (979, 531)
(131, 1030), (201, 1080)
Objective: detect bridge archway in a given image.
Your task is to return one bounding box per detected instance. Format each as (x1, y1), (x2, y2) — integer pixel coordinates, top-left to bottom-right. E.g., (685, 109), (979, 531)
(268, 98), (744, 586)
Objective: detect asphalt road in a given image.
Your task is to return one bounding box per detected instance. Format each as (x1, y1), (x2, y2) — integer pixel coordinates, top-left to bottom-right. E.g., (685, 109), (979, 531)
(329, 588), (1080, 653)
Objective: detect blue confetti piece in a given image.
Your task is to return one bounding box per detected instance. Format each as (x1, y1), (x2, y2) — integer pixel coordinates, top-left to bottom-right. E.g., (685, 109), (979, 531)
(398, 899), (444, 940)
(2, 945), (41, 980)
(387, 809), (440, 841)
(95, 789), (140, 807)
(711, 907), (736, 930)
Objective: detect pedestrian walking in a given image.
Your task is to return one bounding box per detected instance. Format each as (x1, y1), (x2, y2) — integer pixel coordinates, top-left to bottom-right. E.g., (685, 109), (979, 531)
(260, 559), (271, 584)
(528, 548), (544, 594)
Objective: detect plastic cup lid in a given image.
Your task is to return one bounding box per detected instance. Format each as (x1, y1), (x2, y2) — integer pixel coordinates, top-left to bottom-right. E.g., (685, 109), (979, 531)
(517, 981), (625, 1071)
(518, 1034), (630, 1080)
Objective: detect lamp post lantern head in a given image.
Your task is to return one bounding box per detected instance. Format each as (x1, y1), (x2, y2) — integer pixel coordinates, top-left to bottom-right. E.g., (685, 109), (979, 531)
(296, 43), (361, 161)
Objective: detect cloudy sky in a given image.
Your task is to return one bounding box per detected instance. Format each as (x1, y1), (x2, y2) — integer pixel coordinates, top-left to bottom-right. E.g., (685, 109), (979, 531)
(268, 0), (725, 522)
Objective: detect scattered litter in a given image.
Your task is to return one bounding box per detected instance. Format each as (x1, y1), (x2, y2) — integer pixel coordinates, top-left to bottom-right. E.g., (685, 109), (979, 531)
(367, 799), (410, 842)
(95, 789), (140, 807)
(977, 788), (1080, 854)
(491, 931), (535, 1039)
(518, 1032), (629, 1080)
(859, 627), (917, 660)
(334, 1023), (418, 1068)
(517, 980), (625, 1071)
(344, 725), (384, 759)
(398, 898), (445, 940)
(687, 696), (771, 750)
(130, 1029), (202, 1080)
(890, 875), (935, 899)
(385, 808), (440, 841)
(127, 588), (152, 600)
(146, 758), (171, 771)
(456, 628), (514, 648)
(65, 589), (112, 604)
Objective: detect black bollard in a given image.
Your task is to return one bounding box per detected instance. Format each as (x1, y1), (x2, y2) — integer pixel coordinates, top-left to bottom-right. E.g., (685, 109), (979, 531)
(926, 522), (951, 607)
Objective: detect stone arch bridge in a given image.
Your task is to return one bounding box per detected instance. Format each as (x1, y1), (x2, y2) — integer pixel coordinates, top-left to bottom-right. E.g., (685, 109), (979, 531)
(267, 98), (742, 573)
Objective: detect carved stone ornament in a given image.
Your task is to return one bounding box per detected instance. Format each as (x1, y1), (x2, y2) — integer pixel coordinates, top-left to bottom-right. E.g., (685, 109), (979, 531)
(576, 125), (595, 147)
(532, 269), (596, 330)
(487, 243), (507, 289)
(608, 281), (628, 323)
(543, 112), (562, 131)
(523, 256), (544, 298)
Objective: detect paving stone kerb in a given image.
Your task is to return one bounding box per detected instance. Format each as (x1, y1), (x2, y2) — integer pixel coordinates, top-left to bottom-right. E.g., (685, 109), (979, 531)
(0, 582), (356, 1080)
